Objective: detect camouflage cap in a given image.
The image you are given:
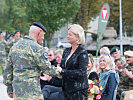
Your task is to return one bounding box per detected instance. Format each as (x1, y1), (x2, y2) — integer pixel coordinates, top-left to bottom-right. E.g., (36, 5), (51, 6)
(124, 50), (133, 57)
(110, 46), (120, 54)
(32, 22), (47, 32)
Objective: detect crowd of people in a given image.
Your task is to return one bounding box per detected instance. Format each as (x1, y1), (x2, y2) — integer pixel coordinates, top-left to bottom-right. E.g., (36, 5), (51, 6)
(0, 22), (132, 100)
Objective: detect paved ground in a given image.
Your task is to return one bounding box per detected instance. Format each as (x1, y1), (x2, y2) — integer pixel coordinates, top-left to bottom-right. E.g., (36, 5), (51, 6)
(0, 75), (13, 100)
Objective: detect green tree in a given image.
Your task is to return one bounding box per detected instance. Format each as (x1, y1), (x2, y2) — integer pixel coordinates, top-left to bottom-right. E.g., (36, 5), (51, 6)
(20, 0), (81, 43)
(0, 0), (27, 34)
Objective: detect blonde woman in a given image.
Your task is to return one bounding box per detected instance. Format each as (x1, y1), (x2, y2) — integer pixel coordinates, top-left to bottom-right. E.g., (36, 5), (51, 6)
(41, 24), (89, 100)
(99, 55), (119, 100)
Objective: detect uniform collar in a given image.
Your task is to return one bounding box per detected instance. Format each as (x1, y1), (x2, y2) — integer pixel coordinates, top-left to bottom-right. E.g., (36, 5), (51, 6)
(24, 35), (37, 43)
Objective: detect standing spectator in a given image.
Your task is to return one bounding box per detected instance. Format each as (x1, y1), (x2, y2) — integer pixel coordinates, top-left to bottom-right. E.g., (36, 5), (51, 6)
(99, 55), (119, 100)
(0, 31), (8, 73)
(3, 22), (60, 100)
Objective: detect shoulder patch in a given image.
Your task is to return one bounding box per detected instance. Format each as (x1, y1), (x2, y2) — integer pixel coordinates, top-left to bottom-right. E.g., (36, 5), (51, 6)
(43, 52), (48, 59)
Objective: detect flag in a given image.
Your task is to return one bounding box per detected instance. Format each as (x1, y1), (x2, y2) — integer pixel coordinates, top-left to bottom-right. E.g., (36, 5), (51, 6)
(96, 3), (110, 56)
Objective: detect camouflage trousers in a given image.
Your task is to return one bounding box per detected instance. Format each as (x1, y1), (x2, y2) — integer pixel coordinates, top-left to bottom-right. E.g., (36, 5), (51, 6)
(0, 58), (7, 74)
(116, 88), (129, 100)
(120, 90), (133, 100)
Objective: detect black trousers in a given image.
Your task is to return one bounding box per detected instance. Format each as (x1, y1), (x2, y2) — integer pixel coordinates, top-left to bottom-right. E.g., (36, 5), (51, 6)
(63, 89), (88, 100)
(42, 85), (63, 100)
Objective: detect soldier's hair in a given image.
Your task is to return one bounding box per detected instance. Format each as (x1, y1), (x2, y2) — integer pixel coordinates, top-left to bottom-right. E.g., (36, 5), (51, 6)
(99, 55), (115, 72)
(68, 24), (85, 44)
(29, 26), (42, 34)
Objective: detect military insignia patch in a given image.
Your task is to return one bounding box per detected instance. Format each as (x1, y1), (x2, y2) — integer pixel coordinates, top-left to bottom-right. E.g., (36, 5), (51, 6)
(43, 52), (48, 59)
(116, 48), (118, 52)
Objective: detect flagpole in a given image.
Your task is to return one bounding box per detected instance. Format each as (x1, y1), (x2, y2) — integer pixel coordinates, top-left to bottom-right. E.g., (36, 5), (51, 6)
(119, 0), (123, 56)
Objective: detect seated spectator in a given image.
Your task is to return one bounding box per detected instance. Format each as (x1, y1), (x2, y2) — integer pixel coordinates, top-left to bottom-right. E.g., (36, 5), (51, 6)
(110, 46), (124, 72)
(40, 49), (64, 100)
(54, 49), (63, 66)
(116, 50), (133, 100)
(87, 54), (99, 81)
(99, 55), (119, 100)
(40, 48), (58, 89)
(100, 46), (110, 55)
(99, 47), (115, 73)
(87, 54), (100, 100)
(48, 48), (58, 66)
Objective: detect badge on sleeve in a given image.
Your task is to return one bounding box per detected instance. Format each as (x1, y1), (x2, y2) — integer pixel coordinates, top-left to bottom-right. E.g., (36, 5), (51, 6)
(43, 52), (48, 59)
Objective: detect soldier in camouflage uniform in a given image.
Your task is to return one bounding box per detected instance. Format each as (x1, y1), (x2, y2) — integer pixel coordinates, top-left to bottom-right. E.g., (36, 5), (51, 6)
(115, 50), (133, 100)
(119, 50), (133, 100)
(3, 22), (60, 100)
(7, 33), (14, 42)
(0, 31), (8, 73)
(110, 46), (125, 73)
(7, 30), (22, 53)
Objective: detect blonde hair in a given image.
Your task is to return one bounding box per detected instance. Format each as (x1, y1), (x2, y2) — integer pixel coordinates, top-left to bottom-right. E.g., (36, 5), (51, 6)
(99, 55), (115, 72)
(68, 24), (85, 44)
(100, 47), (110, 55)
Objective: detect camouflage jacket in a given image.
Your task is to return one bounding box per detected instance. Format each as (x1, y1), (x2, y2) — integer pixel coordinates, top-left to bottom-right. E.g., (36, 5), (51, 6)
(7, 38), (22, 53)
(3, 36), (59, 100)
(119, 64), (133, 90)
(0, 39), (8, 58)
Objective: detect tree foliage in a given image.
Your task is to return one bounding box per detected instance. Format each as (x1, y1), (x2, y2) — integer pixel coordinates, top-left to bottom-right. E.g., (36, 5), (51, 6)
(0, 0), (81, 40)
(20, 0), (81, 40)
(0, 0), (28, 34)
(73, 0), (102, 30)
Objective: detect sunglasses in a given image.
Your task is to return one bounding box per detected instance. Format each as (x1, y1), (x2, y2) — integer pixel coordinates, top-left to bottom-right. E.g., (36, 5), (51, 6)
(48, 54), (52, 56)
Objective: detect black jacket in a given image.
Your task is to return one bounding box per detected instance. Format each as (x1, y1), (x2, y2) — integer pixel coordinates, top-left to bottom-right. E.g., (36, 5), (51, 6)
(60, 44), (88, 93)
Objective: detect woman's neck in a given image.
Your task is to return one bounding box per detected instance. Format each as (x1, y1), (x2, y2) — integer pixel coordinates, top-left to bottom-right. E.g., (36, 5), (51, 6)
(71, 43), (79, 51)
(69, 44), (79, 56)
